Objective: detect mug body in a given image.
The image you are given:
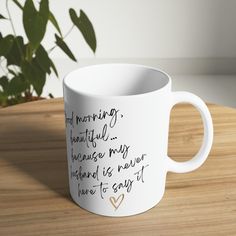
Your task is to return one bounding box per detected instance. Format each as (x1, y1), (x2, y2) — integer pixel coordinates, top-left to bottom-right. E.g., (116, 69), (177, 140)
(63, 64), (172, 217)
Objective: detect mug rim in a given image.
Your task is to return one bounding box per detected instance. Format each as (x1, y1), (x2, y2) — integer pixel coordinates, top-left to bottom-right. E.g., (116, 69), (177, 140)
(63, 63), (172, 99)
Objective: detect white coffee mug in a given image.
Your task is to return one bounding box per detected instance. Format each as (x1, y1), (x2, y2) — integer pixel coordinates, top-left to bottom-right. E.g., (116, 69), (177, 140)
(63, 64), (213, 217)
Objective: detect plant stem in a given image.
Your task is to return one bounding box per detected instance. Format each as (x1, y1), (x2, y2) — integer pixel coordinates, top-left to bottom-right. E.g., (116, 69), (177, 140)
(6, 0), (17, 36)
(64, 25), (75, 39)
(48, 25), (75, 54)
(6, 0), (24, 57)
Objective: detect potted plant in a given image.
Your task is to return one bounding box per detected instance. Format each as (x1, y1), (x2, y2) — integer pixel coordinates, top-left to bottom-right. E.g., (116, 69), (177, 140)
(0, 0), (96, 107)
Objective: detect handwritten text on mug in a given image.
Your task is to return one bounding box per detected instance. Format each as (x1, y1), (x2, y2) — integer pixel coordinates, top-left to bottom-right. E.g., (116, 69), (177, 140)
(65, 108), (149, 209)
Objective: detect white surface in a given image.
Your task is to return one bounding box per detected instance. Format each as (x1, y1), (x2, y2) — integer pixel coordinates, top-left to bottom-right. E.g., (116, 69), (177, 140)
(1, 0), (236, 58)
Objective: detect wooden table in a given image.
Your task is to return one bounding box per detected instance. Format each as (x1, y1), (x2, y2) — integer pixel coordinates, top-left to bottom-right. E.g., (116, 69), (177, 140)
(0, 98), (235, 235)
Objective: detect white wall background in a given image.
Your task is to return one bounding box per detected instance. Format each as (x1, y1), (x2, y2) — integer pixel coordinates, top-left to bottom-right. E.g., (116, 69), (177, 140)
(1, 0), (236, 107)
(1, 0), (236, 59)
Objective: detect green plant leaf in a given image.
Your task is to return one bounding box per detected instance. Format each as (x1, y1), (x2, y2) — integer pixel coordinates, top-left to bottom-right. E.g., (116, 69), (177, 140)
(34, 45), (58, 76)
(23, 0), (49, 50)
(0, 76), (9, 91)
(12, 0), (60, 38)
(0, 35), (14, 57)
(69, 9), (96, 53)
(12, 0), (23, 10)
(39, 0), (50, 25)
(0, 14), (8, 20)
(35, 45), (51, 74)
(6, 36), (25, 66)
(22, 60), (46, 96)
(49, 12), (62, 37)
(49, 58), (58, 77)
(8, 75), (28, 95)
(55, 34), (77, 61)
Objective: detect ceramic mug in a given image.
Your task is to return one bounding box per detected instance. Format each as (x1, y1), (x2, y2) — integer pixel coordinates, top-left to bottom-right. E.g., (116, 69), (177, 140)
(63, 64), (213, 217)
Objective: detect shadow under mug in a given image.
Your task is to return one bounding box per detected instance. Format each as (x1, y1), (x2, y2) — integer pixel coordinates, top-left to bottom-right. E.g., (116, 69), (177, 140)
(63, 64), (213, 217)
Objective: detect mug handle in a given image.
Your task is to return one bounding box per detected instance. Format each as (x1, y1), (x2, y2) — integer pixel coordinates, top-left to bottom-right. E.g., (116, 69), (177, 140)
(166, 91), (213, 173)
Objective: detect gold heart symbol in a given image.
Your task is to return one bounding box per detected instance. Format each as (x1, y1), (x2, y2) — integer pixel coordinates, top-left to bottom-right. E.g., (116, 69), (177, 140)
(109, 194), (124, 210)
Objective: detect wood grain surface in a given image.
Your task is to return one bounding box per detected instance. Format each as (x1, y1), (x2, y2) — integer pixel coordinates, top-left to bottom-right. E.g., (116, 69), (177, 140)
(0, 98), (235, 236)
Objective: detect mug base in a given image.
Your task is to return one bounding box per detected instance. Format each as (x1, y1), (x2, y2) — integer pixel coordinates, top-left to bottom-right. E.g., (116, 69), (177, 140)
(69, 190), (165, 218)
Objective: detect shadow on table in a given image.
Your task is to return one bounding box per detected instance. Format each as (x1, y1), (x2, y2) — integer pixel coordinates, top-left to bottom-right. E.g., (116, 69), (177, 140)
(0, 111), (71, 200)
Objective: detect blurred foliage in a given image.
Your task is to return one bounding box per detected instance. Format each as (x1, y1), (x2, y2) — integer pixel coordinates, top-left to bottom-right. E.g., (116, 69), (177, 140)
(0, 0), (96, 107)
